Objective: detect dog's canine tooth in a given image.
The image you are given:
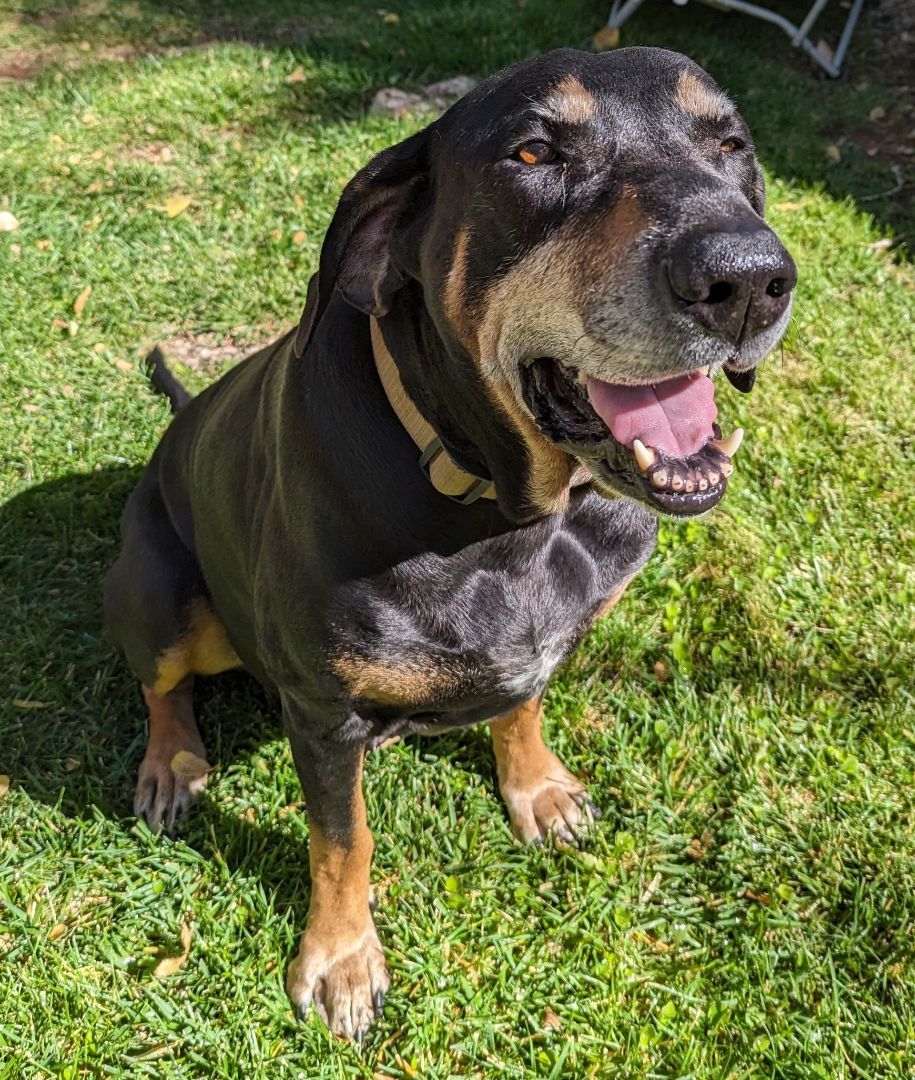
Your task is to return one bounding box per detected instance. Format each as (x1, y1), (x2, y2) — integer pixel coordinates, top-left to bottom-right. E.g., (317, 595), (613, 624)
(632, 439), (657, 472)
(709, 427), (744, 459)
(650, 468), (668, 489)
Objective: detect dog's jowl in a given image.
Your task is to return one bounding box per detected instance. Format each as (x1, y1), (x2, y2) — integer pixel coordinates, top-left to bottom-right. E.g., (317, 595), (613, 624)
(104, 47), (795, 1039)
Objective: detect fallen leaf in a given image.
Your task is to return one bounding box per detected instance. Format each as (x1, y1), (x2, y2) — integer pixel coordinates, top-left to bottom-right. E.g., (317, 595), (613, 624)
(592, 25), (620, 51)
(0, 776), (9, 798)
(868, 238), (894, 252)
(170, 751), (213, 779)
(73, 285), (92, 316)
(869, 105), (887, 123)
(639, 871), (663, 904)
(153, 920), (192, 978)
(0, 211), (20, 232)
(64, 758), (81, 773)
(285, 66), (306, 84)
(543, 1006), (562, 1030)
(13, 699), (45, 709)
(774, 201), (803, 212)
(824, 144), (842, 163)
(380, 10), (401, 24)
(164, 194), (192, 218)
(115, 358), (133, 373)
(49, 922), (68, 941)
(744, 888), (770, 906)
(687, 830), (713, 860)
(292, 230), (306, 245)
(815, 38), (835, 65)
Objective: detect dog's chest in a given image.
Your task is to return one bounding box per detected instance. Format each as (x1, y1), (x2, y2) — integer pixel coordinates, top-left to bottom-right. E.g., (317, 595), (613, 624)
(330, 497), (655, 728)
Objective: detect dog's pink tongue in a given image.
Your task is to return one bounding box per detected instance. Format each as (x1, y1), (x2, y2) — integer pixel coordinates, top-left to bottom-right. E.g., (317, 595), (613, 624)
(586, 371), (717, 458)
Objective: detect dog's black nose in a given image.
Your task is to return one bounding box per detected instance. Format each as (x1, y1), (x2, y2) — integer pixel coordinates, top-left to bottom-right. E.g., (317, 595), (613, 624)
(667, 224), (797, 342)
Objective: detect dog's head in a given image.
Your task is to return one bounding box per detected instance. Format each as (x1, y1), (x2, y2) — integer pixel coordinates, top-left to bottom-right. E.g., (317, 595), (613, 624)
(303, 47), (796, 523)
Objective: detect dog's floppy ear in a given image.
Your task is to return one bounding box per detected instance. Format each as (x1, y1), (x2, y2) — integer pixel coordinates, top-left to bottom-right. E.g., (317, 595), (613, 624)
(294, 126), (434, 355)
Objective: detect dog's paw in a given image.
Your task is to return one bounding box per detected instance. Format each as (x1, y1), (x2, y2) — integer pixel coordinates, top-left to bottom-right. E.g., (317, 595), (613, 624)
(133, 750), (209, 832)
(287, 921), (390, 1041)
(500, 755), (598, 846)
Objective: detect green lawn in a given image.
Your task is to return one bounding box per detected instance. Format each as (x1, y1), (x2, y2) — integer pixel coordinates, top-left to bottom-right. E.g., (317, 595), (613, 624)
(1, 1), (914, 1077)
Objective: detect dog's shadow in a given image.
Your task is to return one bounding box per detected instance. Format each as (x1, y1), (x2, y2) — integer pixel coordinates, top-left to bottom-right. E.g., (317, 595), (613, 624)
(0, 466), (495, 916)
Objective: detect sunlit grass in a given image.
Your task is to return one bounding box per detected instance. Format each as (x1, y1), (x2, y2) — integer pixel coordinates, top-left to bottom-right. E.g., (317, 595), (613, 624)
(1, 2), (913, 1077)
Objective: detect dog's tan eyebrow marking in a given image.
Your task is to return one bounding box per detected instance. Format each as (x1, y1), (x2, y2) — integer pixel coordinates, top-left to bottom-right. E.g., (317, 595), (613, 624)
(675, 70), (732, 120)
(544, 75), (597, 124)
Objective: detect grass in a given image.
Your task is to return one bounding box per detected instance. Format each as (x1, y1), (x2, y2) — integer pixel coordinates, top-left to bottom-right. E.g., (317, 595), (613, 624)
(1, 0), (914, 1076)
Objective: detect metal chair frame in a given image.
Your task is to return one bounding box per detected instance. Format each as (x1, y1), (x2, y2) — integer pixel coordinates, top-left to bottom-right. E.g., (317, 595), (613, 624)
(606, 0), (866, 77)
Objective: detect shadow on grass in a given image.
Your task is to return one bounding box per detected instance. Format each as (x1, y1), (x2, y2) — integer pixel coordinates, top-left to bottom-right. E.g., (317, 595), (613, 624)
(0, 465), (502, 916)
(7, 0), (913, 248)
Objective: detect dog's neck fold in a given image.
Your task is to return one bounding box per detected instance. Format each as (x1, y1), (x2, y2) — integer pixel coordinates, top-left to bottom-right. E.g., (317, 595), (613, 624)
(370, 317), (496, 504)
(370, 297), (587, 522)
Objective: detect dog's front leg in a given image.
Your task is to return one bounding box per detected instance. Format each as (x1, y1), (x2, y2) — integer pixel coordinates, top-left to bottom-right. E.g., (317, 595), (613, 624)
(491, 696), (597, 846)
(283, 700), (389, 1040)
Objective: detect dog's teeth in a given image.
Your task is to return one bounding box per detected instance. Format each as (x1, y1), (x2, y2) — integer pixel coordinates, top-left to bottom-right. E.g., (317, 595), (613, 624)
(685, 476), (695, 493)
(698, 476), (709, 491)
(650, 468), (668, 489)
(709, 427), (744, 459)
(707, 470), (720, 486)
(671, 472), (684, 492)
(720, 460), (733, 478)
(632, 439), (657, 472)
(698, 365), (710, 377)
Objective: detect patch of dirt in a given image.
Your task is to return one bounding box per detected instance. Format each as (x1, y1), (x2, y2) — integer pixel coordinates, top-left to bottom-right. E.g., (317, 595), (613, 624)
(0, 49), (47, 81)
(0, 42), (141, 80)
(842, 0), (915, 221)
(124, 142), (177, 165)
(0, 8), (327, 82)
(158, 329), (285, 374)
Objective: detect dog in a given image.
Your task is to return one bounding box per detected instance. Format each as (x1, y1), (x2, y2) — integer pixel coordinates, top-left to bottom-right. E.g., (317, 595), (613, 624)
(104, 46), (796, 1039)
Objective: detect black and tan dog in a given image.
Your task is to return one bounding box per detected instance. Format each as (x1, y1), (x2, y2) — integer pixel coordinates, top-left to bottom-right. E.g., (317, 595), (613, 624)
(104, 47), (795, 1038)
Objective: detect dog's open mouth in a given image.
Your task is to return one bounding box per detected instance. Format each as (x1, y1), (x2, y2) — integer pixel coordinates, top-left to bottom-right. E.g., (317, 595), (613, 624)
(521, 358), (745, 515)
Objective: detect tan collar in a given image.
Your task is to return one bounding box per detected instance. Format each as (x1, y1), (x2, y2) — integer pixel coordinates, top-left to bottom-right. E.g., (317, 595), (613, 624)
(370, 317), (497, 504)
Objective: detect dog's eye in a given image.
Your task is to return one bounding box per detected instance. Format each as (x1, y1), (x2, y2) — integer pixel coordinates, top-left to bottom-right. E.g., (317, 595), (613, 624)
(719, 137), (745, 154)
(516, 140), (557, 165)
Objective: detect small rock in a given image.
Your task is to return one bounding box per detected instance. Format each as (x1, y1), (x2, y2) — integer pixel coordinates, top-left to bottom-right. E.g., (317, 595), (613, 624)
(371, 75), (476, 118)
(422, 74), (477, 108)
(370, 87), (428, 118)
(0, 210), (20, 232)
